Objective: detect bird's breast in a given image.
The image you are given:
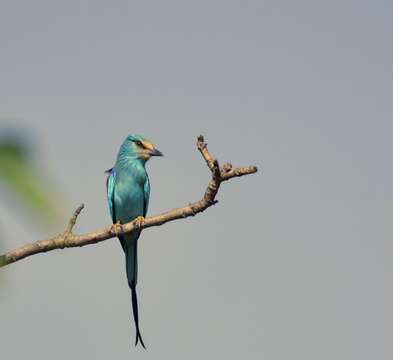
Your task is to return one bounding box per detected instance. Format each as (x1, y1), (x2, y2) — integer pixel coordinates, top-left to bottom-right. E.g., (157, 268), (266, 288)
(115, 177), (145, 224)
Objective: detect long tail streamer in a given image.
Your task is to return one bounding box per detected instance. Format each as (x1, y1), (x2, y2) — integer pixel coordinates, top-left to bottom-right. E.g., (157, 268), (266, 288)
(130, 284), (146, 349)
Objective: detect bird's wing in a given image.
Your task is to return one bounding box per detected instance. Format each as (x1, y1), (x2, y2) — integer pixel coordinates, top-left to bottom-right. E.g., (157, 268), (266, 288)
(106, 168), (117, 223)
(106, 168), (127, 252)
(143, 175), (150, 217)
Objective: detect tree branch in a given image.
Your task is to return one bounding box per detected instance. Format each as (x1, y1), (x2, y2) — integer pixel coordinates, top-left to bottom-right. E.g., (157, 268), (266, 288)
(0, 135), (257, 268)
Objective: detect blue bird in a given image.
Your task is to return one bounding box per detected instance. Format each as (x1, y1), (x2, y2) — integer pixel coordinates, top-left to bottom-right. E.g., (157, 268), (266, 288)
(106, 134), (163, 348)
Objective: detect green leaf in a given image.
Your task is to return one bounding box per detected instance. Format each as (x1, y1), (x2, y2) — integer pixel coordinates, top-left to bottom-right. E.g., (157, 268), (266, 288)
(0, 136), (62, 225)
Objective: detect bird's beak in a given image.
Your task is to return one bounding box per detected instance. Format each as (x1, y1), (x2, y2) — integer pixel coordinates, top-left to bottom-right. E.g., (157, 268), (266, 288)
(150, 148), (163, 157)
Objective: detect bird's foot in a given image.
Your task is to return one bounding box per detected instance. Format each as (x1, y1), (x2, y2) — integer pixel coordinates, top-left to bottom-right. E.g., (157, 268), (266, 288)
(134, 216), (145, 230)
(110, 221), (123, 236)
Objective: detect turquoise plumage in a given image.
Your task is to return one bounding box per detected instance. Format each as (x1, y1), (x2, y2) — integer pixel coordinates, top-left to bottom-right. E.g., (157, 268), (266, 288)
(106, 134), (163, 349)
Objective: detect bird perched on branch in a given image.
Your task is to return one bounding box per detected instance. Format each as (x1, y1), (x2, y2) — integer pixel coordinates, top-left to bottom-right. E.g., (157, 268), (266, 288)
(106, 134), (163, 349)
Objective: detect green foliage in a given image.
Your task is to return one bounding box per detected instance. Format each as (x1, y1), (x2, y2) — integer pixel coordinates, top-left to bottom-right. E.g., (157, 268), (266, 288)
(0, 136), (62, 225)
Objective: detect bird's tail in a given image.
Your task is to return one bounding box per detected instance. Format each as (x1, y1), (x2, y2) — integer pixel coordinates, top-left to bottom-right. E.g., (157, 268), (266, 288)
(130, 281), (146, 349)
(124, 235), (146, 348)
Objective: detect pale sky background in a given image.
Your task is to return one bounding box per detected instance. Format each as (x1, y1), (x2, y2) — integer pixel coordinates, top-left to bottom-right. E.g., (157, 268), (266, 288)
(1, 1), (393, 359)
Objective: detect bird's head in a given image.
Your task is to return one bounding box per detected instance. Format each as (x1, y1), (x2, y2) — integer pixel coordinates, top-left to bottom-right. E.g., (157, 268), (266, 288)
(118, 134), (163, 163)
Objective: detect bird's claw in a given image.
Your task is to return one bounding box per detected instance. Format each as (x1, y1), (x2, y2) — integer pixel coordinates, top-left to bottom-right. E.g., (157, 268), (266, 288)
(110, 221), (123, 236)
(134, 216), (145, 230)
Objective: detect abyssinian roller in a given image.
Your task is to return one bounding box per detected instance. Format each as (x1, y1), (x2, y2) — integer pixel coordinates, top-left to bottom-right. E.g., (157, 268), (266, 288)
(106, 134), (163, 348)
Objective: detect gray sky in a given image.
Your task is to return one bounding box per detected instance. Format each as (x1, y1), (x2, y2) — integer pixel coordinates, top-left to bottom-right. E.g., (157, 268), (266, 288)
(1, 1), (393, 359)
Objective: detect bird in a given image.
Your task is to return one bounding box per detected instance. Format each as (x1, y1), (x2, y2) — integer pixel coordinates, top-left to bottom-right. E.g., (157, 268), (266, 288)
(106, 134), (163, 349)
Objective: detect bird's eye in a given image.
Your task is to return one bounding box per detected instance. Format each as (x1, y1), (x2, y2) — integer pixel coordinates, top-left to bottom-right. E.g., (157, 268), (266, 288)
(135, 140), (144, 147)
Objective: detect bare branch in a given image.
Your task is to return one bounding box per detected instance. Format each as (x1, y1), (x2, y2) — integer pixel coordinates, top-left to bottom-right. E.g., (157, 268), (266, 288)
(65, 203), (85, 234)
(0, 135), (258, 268)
